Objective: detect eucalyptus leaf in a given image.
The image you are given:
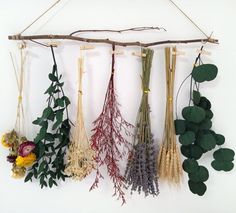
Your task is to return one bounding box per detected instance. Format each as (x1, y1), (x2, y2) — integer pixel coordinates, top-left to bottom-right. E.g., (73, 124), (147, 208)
(49, 73), (58, 82)
(174, 119), (186, 135)
(179, 131), (195, 145)
(42, 107), (53, 119)
(182, 106), (206, 123)
(188, 166), (209, 182)
(214, 134), (225, 146)
(188, 180), (207, 196)
(213, 148), (235, 162)
(199, 134), (216, 151)
(183, 159), (198, 174)
(190, 145), (203, 160)
(192, 64), (218, 83)
(199, 119), (212, 130)
(193, 90), (201, 105)
(198, 97), (211, 110)
(211, 160), (234, 172)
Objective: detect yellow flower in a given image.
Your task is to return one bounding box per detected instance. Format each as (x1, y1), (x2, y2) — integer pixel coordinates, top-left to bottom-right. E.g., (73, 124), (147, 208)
(1, 134), (12, 148)
(11, 166), (26, 179)
(16, 153), (36, 167)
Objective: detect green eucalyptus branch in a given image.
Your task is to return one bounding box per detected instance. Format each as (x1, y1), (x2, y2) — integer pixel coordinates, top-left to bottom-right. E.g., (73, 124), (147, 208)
(175, 53), (235, 196)
(24, 46), (71, 188)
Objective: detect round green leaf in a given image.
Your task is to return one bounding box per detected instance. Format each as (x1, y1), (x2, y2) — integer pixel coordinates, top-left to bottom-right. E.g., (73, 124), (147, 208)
(199, 134), (216, 151)
(174, 119), (186, 135)
(211, 160), (223, 171)
(193, 90), (201, 105)
(213, 148), (235, 162)
(214, 134), (225, 146)
(183, 159), (199, 173)
(205, 110), (214, 119)
(181, 145), (191, 158)
(222, 162), (234, 171)
(198, 97), (211, 110)
(211, 160), (234, 172)
(192, 64), (218, 83)
(188, 180), (207, 196)
(179, 131), (196, 145)
(199, 119), (212, 130)
(190, 145), (204, 160)
(188, 166), (209, 182)
(182, 106), (206, 124)
(185, 121), (199, 133)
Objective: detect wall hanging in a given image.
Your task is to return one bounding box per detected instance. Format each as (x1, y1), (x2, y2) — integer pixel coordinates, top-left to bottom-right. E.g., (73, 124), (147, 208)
(5, 0), (234, 204)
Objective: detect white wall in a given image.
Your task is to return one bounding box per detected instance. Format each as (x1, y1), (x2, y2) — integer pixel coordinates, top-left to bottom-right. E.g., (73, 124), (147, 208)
(0, 0), (236, 212)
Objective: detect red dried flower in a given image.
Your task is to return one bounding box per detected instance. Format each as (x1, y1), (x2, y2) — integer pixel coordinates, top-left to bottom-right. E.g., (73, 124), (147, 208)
(90, 45), (133, 204)
(18, 141), (35, 157)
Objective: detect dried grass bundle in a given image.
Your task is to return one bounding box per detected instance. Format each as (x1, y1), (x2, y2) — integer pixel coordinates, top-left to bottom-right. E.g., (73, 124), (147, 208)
(65, 54), (94, 181)
(157, 47), (182, 184)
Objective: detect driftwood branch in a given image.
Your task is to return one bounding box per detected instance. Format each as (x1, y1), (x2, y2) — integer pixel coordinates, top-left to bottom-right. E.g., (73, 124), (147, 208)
(8, 27), (218, 47)
(8, 34), (218, 47)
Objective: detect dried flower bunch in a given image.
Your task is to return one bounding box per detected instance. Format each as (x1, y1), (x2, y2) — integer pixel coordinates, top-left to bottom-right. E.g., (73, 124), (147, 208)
(24, 46), (71, 188)
(1, 44), (36, 178)
(2, 130), (36, 178)
(90, 45), (133, 204)
(158, 47), (182, 184)
(175, 47), (235, 196)
(65, 53), (94, 180)
(125, 48), (159, 196)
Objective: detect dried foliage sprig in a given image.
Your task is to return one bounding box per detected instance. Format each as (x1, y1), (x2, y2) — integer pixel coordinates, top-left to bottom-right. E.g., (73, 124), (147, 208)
(25, 46), (71, 188)
(175, 47), (235, 195)
(90, 45), (133, 204)
(158, 47), (182, 184)
(125, 48), (159, 196)
(65, 52), (95, 180)
(1, 45), (36, 178)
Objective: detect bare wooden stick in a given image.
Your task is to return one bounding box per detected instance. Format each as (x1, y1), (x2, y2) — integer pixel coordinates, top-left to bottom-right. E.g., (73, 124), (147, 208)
(69, 27), (166, 36)
(8, 34), (219, 47)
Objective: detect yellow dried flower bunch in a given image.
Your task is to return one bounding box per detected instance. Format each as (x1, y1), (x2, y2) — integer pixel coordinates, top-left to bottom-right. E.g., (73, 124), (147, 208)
(1, 130), (36, 178)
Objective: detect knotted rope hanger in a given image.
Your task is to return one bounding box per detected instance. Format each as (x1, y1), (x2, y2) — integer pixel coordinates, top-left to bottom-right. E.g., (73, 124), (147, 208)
(8, 0), (218, 46)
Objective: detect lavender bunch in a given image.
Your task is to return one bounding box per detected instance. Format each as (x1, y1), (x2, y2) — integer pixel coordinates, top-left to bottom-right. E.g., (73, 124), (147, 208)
(124, 48), (159, 196)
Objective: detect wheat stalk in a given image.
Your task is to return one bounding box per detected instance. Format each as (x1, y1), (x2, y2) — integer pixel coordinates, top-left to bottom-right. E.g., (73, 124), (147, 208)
(157, 47), (182, 185)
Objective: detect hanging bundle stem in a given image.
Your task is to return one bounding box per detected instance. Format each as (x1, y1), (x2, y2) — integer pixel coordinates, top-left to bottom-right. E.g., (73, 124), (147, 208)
(158, 47), (182, 184)
(90, 44), (133, 204)
(65, 50), (94, 180)
(2, 44), (34, 178)
(124, 48), (159, 196)
(10, 45), (27, 135)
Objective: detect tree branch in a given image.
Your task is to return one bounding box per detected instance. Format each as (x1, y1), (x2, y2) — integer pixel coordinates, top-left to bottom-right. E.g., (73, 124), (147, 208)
(8, 34), (218, 47)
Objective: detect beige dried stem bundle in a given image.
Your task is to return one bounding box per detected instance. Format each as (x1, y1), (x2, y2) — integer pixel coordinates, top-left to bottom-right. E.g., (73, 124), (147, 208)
(8, 43), (28, 178)
(65, 51), (94, 180)
(158, 47), (182, 185)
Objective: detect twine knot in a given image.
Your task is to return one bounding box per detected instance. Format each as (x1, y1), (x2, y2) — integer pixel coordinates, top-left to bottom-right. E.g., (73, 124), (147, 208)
(18, 96), (23, 102)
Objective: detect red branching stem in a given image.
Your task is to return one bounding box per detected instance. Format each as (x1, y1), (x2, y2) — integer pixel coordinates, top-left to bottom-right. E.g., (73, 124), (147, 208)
(90, 44), (133, 204)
